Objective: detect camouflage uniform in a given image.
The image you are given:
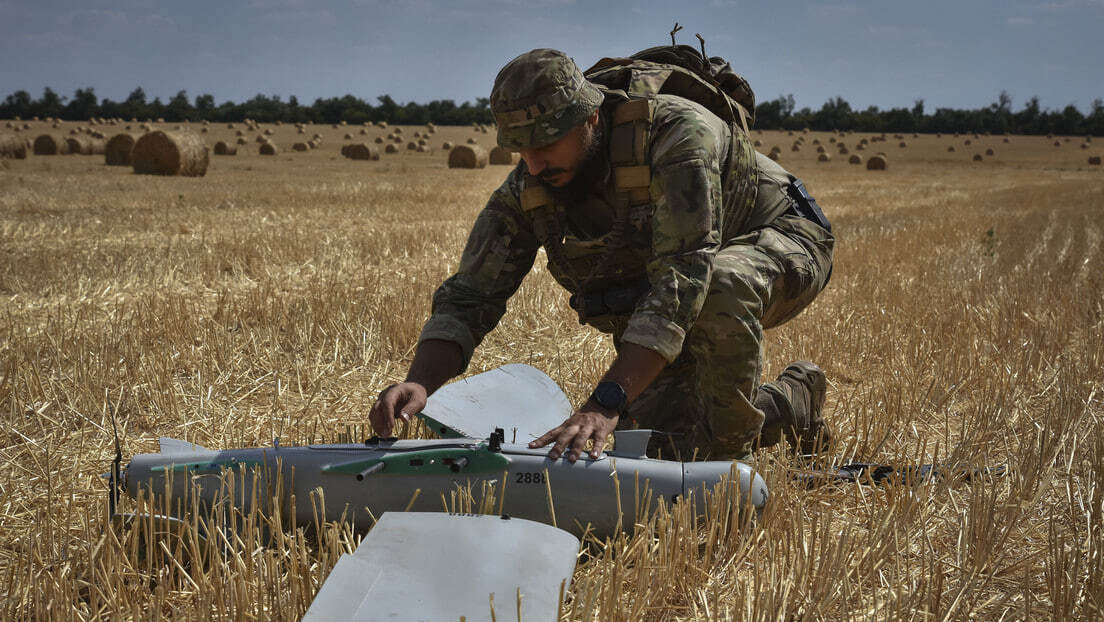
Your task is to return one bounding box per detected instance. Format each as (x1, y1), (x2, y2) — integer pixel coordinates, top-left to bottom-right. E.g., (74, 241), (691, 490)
(418, 50), (833, 459)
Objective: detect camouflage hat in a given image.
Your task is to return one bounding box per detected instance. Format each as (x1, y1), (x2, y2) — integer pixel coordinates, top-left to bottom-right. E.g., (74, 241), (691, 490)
(491, 49), (604, 151)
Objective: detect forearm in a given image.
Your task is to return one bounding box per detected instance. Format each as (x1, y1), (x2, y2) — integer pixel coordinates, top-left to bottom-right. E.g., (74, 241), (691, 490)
(590, 342), (667, 408)
(405, 339), (465, 396)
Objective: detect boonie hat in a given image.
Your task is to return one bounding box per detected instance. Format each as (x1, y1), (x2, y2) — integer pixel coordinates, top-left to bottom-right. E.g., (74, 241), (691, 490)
(491, 49), (603, 151)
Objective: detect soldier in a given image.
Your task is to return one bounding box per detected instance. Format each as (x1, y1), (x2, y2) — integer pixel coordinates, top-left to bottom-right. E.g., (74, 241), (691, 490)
(370, 49), (835, 462)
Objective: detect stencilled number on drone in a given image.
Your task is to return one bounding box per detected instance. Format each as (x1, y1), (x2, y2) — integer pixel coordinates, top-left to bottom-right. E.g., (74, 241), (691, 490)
(515, 472), (546, 484)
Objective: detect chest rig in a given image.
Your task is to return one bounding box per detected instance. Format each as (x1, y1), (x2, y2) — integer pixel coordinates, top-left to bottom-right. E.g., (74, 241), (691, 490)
(519, 98), (655, 331)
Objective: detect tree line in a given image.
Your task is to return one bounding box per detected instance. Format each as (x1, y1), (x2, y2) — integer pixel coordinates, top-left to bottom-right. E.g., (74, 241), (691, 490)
(2, 87), (1102, 136)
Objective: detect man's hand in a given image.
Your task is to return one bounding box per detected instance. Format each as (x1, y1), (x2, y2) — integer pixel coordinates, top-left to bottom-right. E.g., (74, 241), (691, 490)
(369, 382), (428, 438)
(529, 402), (619, 462)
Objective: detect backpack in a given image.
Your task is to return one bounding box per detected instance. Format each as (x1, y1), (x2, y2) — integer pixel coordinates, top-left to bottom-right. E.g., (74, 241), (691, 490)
(584, 44), (756, 133)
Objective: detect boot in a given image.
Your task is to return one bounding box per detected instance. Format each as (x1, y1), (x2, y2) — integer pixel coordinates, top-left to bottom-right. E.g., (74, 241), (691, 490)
(756, 361), (832, 454)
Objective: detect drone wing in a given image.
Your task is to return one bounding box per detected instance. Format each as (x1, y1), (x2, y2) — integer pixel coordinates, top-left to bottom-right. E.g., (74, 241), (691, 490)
(303, 512), (579, 622)
(418, 363), (572, 442)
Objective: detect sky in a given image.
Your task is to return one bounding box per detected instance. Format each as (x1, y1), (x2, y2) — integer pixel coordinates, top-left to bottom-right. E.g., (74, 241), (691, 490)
(2, 0), (1103, 115)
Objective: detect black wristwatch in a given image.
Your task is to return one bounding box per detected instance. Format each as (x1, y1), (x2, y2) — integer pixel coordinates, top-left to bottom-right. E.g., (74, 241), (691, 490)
(589, 381), (628, 415)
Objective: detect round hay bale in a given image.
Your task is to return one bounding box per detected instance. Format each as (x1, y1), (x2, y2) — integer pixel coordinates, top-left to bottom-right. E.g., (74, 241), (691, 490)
(264, 129), (274, 136)
(812, 139), (821, 145)
(1054, 141), (1061, 147)
(898, 141), (907, 148)
(985, 148), (995, 156)
(442, 141), (453, 150)
(848, 154), (862, 165)
(386, 133), (395, 140)
(817, 153), (830, 162)
(237, 137), (248, 145)
(298, 128), (306, 134)
(0, 134), (29, 159)
(132, 130), (209, 176)
(374, 136), (384, 144)
(393, 127), (403, 134)
(256, 135), (268, 143)
(104, 133), (137, 165)
(790, 144), (801, 152)
(308, 140), (321, 149)
(385, 143), (399, 154)
(964, 139), (971, 145)
(343, 143), (379, 160)
(467, 137), (478, 145)
(448, 145), (488, 169)
(815, 145), (825, 153)
(344, 133), (353, 140)
(866, 154), (888, 170)
(312, 133), (322, 140)
(947, 146), (956, 152)
(1081, 143), (1090, 149)
(838, 146), (849, 155)
(973, 154), (983, 162)
(753, 139), (763, 147)
(489, 146), (516, 165)
(259, 142), (278, 155)
(377, 121), (388, 129)
(417, 144), (432, 153)
(65, 136), (104, 155)
(393, 136), (403, 144)
(200, 127), (209, 133)
(407, 141), (418, 150)
(292, 142), (310, 151)
(213, 141), (237, 156)
(767, 150), (781, 162)
(1088, 156), (1101, 165)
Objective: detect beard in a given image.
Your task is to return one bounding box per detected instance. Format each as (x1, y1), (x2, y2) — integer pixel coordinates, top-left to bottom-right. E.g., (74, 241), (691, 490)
(544, 121), (605, 203)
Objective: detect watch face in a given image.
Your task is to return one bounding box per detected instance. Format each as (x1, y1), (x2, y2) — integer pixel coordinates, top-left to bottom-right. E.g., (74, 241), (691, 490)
(593, 382), (627, 412)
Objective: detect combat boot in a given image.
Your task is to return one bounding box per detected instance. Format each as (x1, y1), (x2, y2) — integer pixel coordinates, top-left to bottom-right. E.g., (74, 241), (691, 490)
(755, 361), (832, 454)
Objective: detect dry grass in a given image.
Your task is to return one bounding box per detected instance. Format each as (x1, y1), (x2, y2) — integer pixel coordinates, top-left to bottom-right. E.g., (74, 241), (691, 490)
(1, 123), (1102, 620)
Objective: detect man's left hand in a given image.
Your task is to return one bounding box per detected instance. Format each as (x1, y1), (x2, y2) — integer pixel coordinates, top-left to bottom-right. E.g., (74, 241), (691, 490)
(529, 403), (619, 462)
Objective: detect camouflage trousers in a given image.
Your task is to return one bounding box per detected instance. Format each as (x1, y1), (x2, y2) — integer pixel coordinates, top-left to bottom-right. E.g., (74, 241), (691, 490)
(618, 214), (834, 460)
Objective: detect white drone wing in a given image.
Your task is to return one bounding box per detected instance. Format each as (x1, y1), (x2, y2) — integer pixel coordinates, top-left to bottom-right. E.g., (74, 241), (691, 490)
(418, 364), (572, 442)
(302, 512), (579, 622)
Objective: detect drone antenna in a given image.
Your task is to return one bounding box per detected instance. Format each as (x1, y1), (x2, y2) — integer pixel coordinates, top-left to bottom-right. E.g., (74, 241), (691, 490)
(695, 33), (708, 63)
(670, 22), (683, 46)
(108, 397), (123, 517)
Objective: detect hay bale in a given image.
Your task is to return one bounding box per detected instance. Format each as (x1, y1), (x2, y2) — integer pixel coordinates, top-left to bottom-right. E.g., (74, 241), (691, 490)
(767, 151), (781, 162)
(256, 135), (268, 143)
(1054, 141), (1062, 147)
(33, 134), (68, 154)
(407, 141), (418, 150)
(947, 146), (956, 152)
(237, 137), (248, 145)
(866, 154), (888, 170)
(753, 139), (763, 147)
(374, 136), (384, 144)
(394, 127), (403, 134)
(467, 137), (478, 145)
(985, 148), (995, 156)
(448, 145), (488, 169)
(973, 154), (983, 161)
(308, 139), (321, 149)
(1088, 156), (1101, 165)
(817, 153), (830, 162)
(213, 141), (237, 156)
(898, 141), (907, 148)
(65, 136), (104, 155)
(132, 130), (209, 176)
(293, 142), (310, 151)
(0, 134), (29, 159)
(489, 146), (517, 165)
(848, 154), (862, 165)
(964, 139), (972, 145)
(343, 143), (379, 160)
(442, 141), (454, 150)
(104, 133), (137, 165)
(417, 144), (432, 153)
(791, 144), (801, 152)
(385, 143), (399, 154)
(259, 142), (278, 155)
(1081, 143), (1090, 149)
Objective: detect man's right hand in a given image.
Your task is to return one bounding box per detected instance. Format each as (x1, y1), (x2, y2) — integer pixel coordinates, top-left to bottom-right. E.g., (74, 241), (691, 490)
(369, 382), (429, 438)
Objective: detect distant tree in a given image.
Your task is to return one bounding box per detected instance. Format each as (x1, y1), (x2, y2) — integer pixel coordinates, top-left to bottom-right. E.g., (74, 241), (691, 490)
(166, 90), (192, 121)
(1, 89), (33, 119)
(37, 87), (66, 119)
(122, 87), (148, 120)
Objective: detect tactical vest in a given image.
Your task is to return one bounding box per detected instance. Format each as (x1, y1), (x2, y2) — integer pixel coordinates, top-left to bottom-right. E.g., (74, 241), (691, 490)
(519, 94), (757, 333)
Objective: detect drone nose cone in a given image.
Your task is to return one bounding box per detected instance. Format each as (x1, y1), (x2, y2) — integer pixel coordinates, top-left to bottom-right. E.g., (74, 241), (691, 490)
(681, 461), (769, 512)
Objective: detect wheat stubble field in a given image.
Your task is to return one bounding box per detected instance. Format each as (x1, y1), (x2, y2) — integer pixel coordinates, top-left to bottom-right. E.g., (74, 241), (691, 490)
(1, 120), (1102, 620)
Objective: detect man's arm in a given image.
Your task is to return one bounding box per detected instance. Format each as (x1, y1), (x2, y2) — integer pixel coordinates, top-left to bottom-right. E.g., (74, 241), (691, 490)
(368, 339), (463, 438)
(529, 342), (667, 462)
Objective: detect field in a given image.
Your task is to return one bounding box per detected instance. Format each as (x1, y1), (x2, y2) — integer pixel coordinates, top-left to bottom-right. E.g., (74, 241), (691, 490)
(2, 118), (1103, 620)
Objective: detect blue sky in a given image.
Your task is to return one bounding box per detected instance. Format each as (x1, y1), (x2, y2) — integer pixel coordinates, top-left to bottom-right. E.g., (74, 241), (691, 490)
(2, 0), (1102, 114)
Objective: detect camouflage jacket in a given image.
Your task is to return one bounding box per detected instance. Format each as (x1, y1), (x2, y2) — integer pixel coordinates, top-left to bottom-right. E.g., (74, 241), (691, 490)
(419, 93), (773, 369)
